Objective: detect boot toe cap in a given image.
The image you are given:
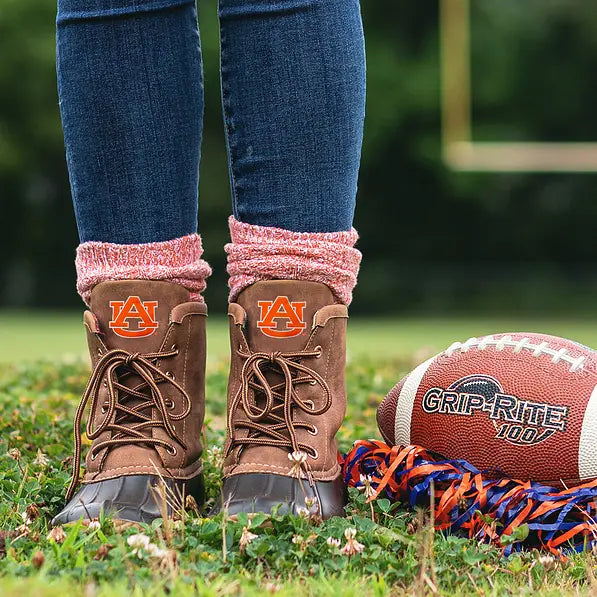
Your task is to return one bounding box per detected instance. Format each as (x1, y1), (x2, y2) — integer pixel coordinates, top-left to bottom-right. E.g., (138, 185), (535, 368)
(52, 474), (204, 526)
(211, 473), (346, 519)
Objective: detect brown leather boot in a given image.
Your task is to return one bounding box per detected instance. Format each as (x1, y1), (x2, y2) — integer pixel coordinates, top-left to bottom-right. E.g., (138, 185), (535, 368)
(53, 280), (207, 524)
(213, 280), (347, 519)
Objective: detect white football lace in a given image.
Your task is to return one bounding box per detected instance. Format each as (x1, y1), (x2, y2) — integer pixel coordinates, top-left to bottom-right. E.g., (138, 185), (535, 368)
(444, 335), (587, 373)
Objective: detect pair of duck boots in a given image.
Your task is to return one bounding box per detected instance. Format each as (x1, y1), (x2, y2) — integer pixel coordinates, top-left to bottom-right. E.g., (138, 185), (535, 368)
(53, 278), (348, 525)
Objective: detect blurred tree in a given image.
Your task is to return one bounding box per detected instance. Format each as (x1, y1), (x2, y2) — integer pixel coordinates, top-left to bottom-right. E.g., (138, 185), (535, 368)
(1, 0), (597, 315)
(0, 0), (78, 307)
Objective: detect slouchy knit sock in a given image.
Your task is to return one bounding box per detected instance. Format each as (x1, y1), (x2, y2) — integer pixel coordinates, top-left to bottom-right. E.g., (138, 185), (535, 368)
(225, 216), (361, 306)
(76, 221), (360, 306)
(75, 234), (211, 305)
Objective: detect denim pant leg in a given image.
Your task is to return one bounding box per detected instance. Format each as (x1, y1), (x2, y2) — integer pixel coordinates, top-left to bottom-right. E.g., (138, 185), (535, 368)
(219, 0), (366, 233)
(57, 0), (203, 244)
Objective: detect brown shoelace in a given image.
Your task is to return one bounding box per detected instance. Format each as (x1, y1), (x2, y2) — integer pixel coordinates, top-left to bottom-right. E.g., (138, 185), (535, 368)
(226, 346), (331, 479)
(65, 346), (190, 500)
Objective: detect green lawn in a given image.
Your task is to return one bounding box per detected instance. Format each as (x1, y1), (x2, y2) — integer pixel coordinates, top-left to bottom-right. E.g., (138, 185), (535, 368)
(2, 310), (597, 364)
(1, 314), (597, 595)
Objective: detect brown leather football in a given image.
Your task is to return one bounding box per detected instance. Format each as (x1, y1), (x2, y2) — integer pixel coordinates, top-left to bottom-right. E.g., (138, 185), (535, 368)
(377, 332), (597, 487)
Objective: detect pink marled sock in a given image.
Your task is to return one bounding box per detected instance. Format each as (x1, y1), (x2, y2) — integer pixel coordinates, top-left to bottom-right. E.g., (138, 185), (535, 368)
(75, 234), (212, 305)
(225, 216), (362, 305)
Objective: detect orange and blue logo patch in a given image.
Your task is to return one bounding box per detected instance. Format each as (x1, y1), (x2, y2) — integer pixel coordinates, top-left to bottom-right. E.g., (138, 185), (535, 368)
(257, 296), (306, 338)
(109, 296), (159, 338)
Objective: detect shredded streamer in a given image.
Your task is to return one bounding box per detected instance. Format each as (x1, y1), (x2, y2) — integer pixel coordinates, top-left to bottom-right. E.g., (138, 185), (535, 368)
(343, 440), (597, 555)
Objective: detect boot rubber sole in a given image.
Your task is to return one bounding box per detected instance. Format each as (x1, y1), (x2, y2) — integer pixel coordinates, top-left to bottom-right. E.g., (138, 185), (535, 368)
(52, 473), (204, 526)
(211, 472), (346, 519)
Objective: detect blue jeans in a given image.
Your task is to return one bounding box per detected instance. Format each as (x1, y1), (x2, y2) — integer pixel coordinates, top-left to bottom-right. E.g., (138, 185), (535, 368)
(56, 0), (366, 243)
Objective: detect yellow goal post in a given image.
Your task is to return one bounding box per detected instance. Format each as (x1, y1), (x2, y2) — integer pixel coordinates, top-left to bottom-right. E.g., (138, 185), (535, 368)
(440, 0), (597, 172)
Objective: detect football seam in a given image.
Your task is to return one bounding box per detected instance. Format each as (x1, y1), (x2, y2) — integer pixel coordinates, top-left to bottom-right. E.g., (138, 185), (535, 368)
(444, 335), (587, 373)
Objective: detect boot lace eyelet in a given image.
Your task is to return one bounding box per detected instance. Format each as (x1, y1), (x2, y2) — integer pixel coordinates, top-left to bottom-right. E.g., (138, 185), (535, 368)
(308, 425), (318, 436)
(165, 371), (176, 380)
(310, 449), (319, 460)
(170, 344), (178, 353)
(304, 400), (315, 410)
(314, 345), (322, 358)
(90, 452), (97, 461)
(166, 445), (177, 456)
(165, 399), (175, 410)
(97, 348), (104, 356)
(309, 379), (317, 386)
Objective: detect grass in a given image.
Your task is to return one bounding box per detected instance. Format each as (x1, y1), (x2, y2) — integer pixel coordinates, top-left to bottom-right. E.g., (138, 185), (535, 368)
(3, 310), (597, 363)
(1, 314), (597, 595)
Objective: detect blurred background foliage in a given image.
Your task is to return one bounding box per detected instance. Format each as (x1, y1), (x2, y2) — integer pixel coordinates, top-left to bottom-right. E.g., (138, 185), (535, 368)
(1, 0), (597, 315)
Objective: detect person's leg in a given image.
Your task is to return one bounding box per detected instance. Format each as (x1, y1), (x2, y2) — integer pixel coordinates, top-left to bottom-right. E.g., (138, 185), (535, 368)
(53, 0), (210, 525)
(220, 0), (365, 234)
(57, 0), (211, 300)
(58, 0), (203, 245)
(216, 0), (365, 517)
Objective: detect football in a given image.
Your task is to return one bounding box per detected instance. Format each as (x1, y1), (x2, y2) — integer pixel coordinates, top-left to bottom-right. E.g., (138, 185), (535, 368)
(377, 332), (597, 487)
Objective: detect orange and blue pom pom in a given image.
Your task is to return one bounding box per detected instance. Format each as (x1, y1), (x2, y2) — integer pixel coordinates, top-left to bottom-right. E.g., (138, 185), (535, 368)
(343, 439), (597, 555)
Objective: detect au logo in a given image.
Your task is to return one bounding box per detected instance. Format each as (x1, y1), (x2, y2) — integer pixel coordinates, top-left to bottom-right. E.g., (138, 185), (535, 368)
(109, 296), (159, 338)
(257, 296), (306, 338)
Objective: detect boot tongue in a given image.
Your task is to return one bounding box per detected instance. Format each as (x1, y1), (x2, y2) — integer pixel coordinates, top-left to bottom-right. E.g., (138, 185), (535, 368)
(90, 280), (190, 353)
(236, 280), (335, 352)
